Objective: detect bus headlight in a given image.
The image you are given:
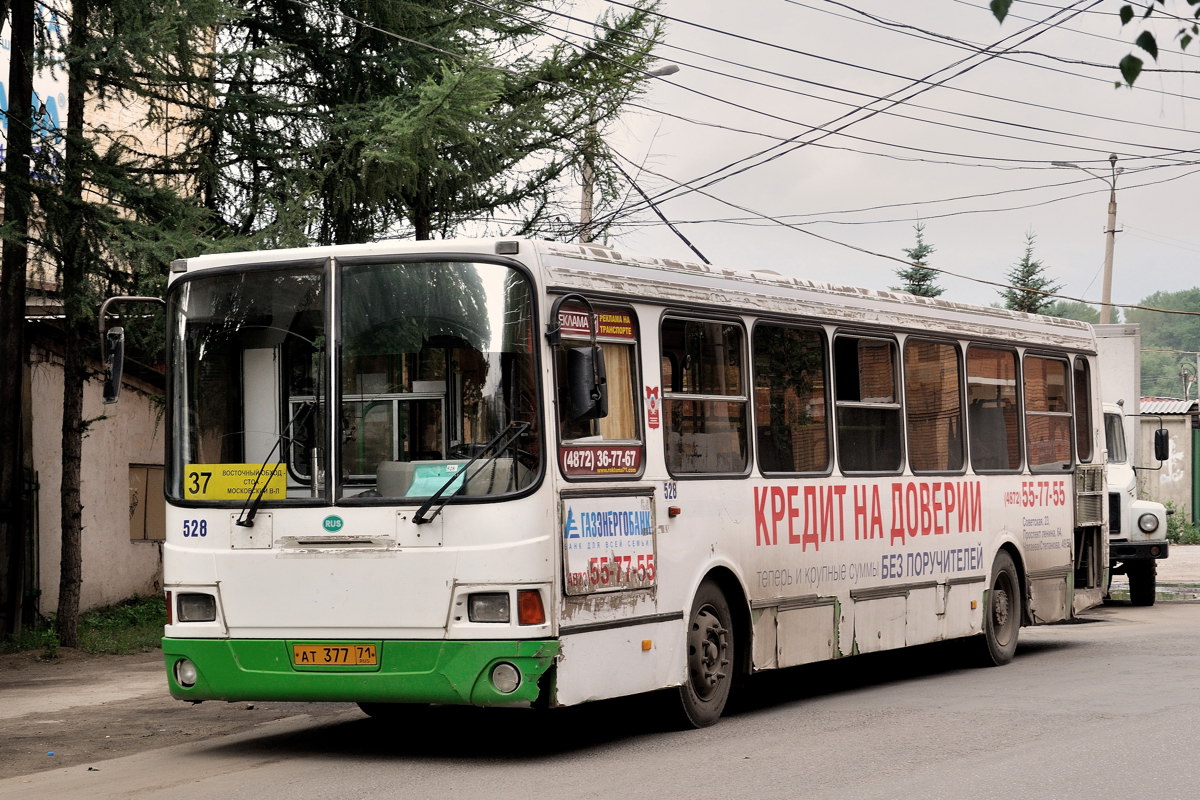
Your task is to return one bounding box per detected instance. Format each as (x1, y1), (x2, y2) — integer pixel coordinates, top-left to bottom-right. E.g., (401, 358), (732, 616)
(177, 593), (217, 622)
(490, 662), (521, 694)
(468, 593), (510, 623)
(1138, 513), (1160, 534)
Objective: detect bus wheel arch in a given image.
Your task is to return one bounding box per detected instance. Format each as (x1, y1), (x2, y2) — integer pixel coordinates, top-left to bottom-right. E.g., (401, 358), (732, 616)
(677, 569), (749, 727)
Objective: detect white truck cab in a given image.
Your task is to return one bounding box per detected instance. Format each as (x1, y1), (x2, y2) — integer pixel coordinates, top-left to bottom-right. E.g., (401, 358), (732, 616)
(1104, 402), (1170, 605)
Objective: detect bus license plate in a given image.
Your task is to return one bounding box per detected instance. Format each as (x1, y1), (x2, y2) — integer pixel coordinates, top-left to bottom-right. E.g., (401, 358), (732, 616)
(292, 643), (378, 666)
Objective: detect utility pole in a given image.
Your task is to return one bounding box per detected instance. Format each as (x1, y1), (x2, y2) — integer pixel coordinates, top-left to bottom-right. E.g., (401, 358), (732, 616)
(1052, 154), (1122, 324)
(579, 64), (679, 244)
(1099, 154), (1119, 325)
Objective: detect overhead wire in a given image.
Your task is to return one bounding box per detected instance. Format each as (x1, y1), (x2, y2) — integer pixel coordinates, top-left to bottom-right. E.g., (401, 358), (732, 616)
(499, 0), (1200, 181)
(604, 0), (1127, 212)
(275, 0), (1199, 313)
(490, 1), (1200, 302)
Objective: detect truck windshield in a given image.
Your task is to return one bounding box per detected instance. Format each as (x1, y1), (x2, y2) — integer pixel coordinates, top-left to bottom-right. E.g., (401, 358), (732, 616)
(167, 258), (540, 505)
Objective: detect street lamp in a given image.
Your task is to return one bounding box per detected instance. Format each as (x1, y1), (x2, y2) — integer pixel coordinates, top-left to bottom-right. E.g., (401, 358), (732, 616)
(1052, 154), (1122, 324)
(580, 63), (680, 244)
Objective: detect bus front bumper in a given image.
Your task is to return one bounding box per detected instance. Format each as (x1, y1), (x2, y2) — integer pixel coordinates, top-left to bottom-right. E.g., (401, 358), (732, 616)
(163, 637), (559, 707)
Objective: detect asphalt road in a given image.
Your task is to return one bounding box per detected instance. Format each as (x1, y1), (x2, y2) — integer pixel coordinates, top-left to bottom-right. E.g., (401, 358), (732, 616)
(3, 548), (1199, 798)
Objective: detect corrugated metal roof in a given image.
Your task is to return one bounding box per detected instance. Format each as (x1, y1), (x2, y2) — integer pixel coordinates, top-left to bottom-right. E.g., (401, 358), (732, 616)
(1140, 398), (1199, 415)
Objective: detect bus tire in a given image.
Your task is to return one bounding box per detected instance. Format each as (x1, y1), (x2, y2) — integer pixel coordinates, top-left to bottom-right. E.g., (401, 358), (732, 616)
(1127, 561), (1157, 607)
(979, 550), (1021, 666)
(677, 580), (734, 728)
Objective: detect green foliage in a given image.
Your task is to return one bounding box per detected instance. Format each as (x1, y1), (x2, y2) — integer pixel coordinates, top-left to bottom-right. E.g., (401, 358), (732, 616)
(77, 595), (167, 654)
(1000, 232), (1060, 314)
(1042, 300), (1101, 324)
(893, 222), (944, 298)
(1165, 502), (1200, 545)
(0, 595), (165, 656)
(197, 0), (663, 245)
(1126, 288), (1200, 398)
(0, 625), (60, 657)
(994, 1), (1200, 86)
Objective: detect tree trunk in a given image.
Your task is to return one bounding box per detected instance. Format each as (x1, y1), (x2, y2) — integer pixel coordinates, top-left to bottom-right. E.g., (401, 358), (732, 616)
(0, 0), (36, 637)
(55, 0), (92, 648)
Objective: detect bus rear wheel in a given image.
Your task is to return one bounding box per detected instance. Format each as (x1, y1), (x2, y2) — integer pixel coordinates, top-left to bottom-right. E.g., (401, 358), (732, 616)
(678, 581), (734, 728)
(979, 550), (1021, 666)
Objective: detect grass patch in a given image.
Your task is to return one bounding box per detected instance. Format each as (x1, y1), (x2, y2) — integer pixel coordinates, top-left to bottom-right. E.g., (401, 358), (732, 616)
(78, 595), (167, 654)
(0, 595), (166, 657)
(1165, 501), (1200, 545)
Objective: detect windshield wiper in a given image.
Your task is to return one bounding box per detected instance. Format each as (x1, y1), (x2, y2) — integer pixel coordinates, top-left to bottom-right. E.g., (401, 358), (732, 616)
(235, 401), (317, 528)
(411, 421), (531, 525)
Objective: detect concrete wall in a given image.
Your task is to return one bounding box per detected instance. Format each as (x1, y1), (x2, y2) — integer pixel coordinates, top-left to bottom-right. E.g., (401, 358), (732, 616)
(1138, 415), (1194, 523)
(29, 345), (165, 616)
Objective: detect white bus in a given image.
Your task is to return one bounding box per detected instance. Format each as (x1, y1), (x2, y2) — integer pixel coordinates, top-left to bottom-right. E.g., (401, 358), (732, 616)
(103, 238), (1107, 727)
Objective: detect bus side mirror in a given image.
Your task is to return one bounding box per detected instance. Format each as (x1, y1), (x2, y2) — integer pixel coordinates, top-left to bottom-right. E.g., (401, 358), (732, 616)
(566, 345), (608, 421)
(103, 327), (126, 404)
(1154, 428), (1170, 462)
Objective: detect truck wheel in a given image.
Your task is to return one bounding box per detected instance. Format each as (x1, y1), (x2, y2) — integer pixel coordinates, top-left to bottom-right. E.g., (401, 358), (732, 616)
(1127, 561), (1157, 607)
(978, 551), (1021, 666)
(677, 581), (734, 728)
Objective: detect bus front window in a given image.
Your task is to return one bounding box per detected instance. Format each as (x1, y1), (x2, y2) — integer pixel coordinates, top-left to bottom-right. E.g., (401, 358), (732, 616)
(339, 260), (540, 500)
(167, 259), (540, 507)
(169, 264), (327, 504)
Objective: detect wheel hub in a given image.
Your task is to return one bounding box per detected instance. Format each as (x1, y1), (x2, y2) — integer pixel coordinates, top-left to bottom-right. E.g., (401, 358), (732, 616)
(993, 587), (1010, 627)
(688, 606), (729, 696)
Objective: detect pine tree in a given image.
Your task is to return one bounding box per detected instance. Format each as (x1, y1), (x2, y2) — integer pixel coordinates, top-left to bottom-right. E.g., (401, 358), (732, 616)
(195, 1), (663, 245)
(30, 0), (227, 645)
(1000, 232), (1061, 315)
(893, 222), (943, 298)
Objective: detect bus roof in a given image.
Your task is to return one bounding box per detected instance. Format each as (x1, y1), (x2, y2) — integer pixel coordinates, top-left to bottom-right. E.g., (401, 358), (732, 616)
(170, 237), (1096, 353)
(535, 240), (1096, 353)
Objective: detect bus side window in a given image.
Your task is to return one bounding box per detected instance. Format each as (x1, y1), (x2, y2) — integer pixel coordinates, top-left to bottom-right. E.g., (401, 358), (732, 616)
(833, 335), (902, 473)
(553, 303), (643, 480)
(753, 323), (830, 474)
(903, 339), (965, 474)
(967, 346), (1022, 472)
(661, 318), (749, 476)
(1025, 354), (1073, 471)
(1073, 357), (1094, 462)
(558, 340), (638, 441)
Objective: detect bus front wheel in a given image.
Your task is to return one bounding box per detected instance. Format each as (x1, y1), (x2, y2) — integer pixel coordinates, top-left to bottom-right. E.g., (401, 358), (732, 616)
(979, 550), (1021, 666)
(678, 581), (734, 728)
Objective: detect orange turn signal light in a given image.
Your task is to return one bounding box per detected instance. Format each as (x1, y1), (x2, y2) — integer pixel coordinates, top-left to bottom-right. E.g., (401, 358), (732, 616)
(517, 589), (546, 626)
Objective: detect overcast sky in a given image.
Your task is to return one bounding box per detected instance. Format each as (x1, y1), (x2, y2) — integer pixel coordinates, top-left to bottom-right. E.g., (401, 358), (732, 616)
(561, 0), (1200, 313)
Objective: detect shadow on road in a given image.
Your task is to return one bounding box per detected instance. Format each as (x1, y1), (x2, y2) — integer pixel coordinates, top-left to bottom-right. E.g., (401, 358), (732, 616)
(199, 632), (1083, 763)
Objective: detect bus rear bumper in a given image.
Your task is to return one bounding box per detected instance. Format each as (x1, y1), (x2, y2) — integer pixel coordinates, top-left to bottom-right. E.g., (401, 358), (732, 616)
(162, 637), (559, 707)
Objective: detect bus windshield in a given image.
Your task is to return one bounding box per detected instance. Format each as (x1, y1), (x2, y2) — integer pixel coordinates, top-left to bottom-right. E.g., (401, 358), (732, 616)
(168, 258), (540, 505)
